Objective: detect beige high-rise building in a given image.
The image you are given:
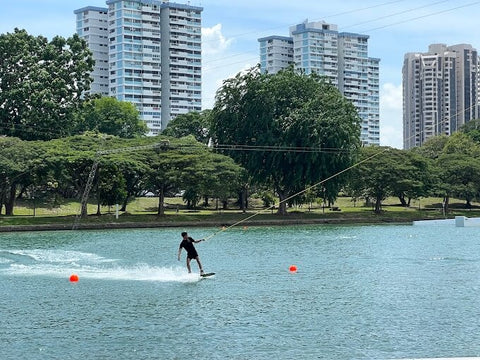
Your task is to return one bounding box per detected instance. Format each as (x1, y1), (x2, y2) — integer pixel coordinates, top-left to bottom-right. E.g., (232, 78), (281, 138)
(403, 43), (478, 149)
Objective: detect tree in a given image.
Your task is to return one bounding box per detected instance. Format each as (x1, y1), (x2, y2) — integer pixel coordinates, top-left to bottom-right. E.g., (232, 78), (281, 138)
(75, 97), (148, 138)
(0, 29), (94, 140)
(180, 149), (244, 209)
(400, 152), (434, 205)
(115, 156), (150, 212)
(145, 136), (243, 215)
(436, 154), (480, 211)
(95, 161), (127, 214)
(161, 110), (211, 144)
(210, 66), (361, 215)
(405, 133), (480, 213)
(41, 135), (100, 217)
(0, 137), (43, 215)
(347, 147), (432, 213)
(460, 118), (480, 143)
(97, 139), (161, 212)
(441, 132), (480, 157)
(429, 133), (480, 211)
(347, 147), (393, 213)
(412, 135), (449, 160)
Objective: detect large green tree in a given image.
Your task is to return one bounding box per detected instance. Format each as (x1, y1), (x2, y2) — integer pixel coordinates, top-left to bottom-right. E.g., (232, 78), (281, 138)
(391, 151), (434, 207)
(210, 66), (361, 215)
(460, 118), (480, 143)
(161, 110), (211, 144)
(0, 137), (43, 215)
(180, 149), (244, 209)
(95, 160), (127, 214)
(0, 29), (94, 140)
(437, 153), (480, 210)
(115, 156), (150, 212)
(422, 133), (480, 212)
(145, 136), (243, 215)
(41, 134), (101, 217)
(75, 97), (148, 138)
(346, 147), (433, 213)
(412, 135), (449, 160)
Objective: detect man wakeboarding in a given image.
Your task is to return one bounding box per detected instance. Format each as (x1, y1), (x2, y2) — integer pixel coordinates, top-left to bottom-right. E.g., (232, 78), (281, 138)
(177, 232), (205, 275)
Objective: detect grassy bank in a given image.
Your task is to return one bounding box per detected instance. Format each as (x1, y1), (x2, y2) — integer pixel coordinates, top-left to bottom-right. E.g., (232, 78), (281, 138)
(1, 196), (480, 230)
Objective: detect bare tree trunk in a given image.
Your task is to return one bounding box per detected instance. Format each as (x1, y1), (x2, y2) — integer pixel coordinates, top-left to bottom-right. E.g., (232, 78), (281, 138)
(120, 195), (129, 212)
(442, 196), (449, 215)
(96, 173), (101, 216)
(5, 183), (16, 216)
(277, 191), (287, 215)
(96, 200), (101, 215)
(81, 201), (88, 218)
(0, 191), (4, 215)
(466, 199), (472, 209)
(374, 196), (382, 214)
(240, 187), (247, 213)
(157, 187), (165, 216)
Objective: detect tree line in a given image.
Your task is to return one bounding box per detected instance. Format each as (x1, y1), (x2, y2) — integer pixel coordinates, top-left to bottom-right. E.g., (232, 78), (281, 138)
(347, 130), (480, 214)
(2, 29), (480, 217)
(0, 134), (245, 216)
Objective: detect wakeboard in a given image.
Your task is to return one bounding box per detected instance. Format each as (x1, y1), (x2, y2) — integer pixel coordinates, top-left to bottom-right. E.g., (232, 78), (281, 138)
(200, 272), (215, 278)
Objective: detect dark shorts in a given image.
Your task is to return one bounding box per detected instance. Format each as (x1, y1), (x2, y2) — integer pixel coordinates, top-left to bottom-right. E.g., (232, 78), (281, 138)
(187, 251), (198, 260)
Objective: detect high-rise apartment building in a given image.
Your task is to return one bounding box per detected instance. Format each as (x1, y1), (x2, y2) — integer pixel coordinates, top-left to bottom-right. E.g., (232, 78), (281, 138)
(403, 43), (478, 149)
(258, 35), (294, 74)
(259, 20), (380, 146)
(75, 0), (202, 135)
(74, 6), (110, 96)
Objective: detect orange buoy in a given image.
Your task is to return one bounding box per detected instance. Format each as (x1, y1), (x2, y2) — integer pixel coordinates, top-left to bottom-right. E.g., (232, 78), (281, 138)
(69, 274), (79, 282)
(289, 265), (298, 273)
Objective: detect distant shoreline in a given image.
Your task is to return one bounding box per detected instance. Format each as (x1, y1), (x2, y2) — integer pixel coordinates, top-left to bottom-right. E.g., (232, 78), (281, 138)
(0, 216), (420, 232)
(2, 196), (477, 233)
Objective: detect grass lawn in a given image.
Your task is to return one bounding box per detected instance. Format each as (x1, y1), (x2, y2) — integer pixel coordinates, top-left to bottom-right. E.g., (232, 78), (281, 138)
(2, 195), (480, 228)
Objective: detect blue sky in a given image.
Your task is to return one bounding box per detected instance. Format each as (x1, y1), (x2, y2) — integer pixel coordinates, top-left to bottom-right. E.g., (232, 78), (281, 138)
(2, 0), (480, 148)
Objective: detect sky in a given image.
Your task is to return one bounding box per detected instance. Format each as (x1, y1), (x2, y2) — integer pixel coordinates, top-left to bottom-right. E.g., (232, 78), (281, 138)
(1, 1), (480, 149)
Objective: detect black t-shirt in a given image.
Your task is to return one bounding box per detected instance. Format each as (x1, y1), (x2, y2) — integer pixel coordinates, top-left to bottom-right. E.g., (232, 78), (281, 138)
(179, 237), (198, 258)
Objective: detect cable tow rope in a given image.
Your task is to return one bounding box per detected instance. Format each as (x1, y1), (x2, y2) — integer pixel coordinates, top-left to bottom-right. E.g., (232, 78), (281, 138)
(203, 147), (389, 241)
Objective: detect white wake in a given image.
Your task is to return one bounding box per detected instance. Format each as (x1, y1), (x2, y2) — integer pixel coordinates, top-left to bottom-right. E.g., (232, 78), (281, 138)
(0, 249), (200, 283)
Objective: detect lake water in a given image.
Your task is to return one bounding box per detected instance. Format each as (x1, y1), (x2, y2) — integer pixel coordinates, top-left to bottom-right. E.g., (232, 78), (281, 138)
(1, 224), (480, 359)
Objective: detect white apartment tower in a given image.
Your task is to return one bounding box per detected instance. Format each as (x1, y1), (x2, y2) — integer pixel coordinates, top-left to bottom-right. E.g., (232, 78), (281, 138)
(366, 58), (380, 145)
(290, 21), (339, 86)
(258, 36), (294, 74)
(259, 20), (380, 146)
(75, 0), (202, 135)
(74, 6), (110, 96)
(403, 43), (478, 149)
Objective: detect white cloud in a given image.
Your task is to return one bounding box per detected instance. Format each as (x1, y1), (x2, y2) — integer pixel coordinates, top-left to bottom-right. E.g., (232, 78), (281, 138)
(202, 23), (256, 109)
(380, 82), (403, 149)
(202, 24), (234, 56)
(381, 82), (402, 110)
